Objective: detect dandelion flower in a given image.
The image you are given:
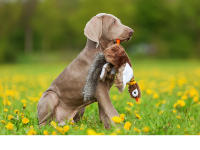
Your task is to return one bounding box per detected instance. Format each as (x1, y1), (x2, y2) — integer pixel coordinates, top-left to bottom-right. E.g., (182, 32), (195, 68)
(87, 129), (97, 135)
(63, 125), (70, 132)
(155, 102), (159, 107)
(133, 127), (141, 133)
(177, 124), (180, 128)
(52, 131), (57, 135)
(124, 121), (132, 131)
(14, 110), (19, 114)
(173, 109), (177, 113)
(8, 115), (13, 120)
(135, 114), (141, 120)
(1, 120), (6, 124)
(5, 122), (14, 130)
(177, 91), (183, 96)
(6, 101), (11, 106)
(193, 96), (198, 103)
(177, 100), (185, 107)
(181, 95), (187, 100)
(143, 126), (150, 133)
(51, 121), (57, 128)
(4, 108), (8, 112)
(158, 111), (164, 115)
(127, 102), (134, 107)
(56, 126), (64, 133)
(23, 104), (26, 109)
(120, 114), (125, 121)
(22, 117), (29, 124)
(112, 116), (122, 123)
(146, 89), (153, 95)
(43, 130), (49, 135)
(173, 103), (177, 108)
(190, 118), (194, 121)
(177, 116), (181, 119)
(21, 99), (26, 104)
(27, 129), (36, 135)
(80, 127), (84, 130)
(153, 93), (159, 99)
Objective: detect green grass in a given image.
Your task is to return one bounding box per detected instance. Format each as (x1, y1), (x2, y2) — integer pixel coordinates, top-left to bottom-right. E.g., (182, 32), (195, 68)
(0, 59), (200, 135)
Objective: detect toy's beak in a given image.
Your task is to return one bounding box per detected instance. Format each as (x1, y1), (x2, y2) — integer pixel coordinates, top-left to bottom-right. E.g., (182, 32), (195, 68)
(116, 39), (120, 45)
(136, 98), (139, 102)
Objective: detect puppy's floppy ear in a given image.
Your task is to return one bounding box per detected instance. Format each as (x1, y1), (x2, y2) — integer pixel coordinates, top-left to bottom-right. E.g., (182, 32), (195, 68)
(84, 16), (102, 48)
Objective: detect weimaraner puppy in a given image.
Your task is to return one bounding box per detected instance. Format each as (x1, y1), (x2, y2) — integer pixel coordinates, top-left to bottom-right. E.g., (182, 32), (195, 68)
(37, 13), (134, 129)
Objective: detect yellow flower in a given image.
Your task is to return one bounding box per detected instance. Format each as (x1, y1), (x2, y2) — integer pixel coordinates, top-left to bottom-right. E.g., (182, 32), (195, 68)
(120, 114), (125, 121)
(4, 108), (8, 112)
(176, 116), (181, 119)
(112, 116), (122, 123)
(52, 131), (57, 135)
(146, 89), (153, 95)
(124, 121), (132, 131)
(5, 122), (14, 130)
(20, 113), (24, 118)
(173, 109), (177, 113)
(153, 93), (159, 99)
(125, 107), (131, 113)
(14, 110), (19, 114)
(133, 110), (138, 114)
(6, 101), (11, 106)
(135, 114), (141, 120)
(173, 103), (177, 108)
(51, 121), (57, 128)
(21, 99), (26, 104)
(191, 125), (195, 128)
(23, 104), (26, 109)
(143, 126), (150, 133)
(63, 125), (70, 132)
(161, 100), (166, 104)
(56, 126), (64, 133)
(22, 117), (29, 124)
(133, 127), (141, 133)
(181, 95), (187, 100)
(189, 88), (197, 97)
(177, 124), (180, 128)
(127, 102), (134, 107)
(30, 126), (34, 129)
(158, 111), (164, 115)
(43, 130), (49, 135)
(8, 115), (13, 120)
(177, 100), (185, 107)
(110, 132), (117, 135)
(27, 129), (37, 135)
(1, 120), (6, 124)
(87, 129), (97, 135)
(190, 118), (194, 121)
(193, 95), (199, 103)
(177, 91), (183, 96)
(155, 102), (159, 107)
(69, 122), (74, 125)
(80, 127), (84, 130)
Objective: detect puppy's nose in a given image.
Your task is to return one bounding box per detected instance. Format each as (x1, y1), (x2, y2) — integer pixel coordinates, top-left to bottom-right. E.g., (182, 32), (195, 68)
(128, 29), (134, 36)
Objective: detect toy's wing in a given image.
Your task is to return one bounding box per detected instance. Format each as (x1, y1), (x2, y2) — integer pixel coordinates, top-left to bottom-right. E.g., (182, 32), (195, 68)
(100, 63), (115, 82)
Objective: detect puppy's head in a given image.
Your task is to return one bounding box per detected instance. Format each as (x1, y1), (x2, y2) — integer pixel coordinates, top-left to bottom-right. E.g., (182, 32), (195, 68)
(84, 13), (133, 48)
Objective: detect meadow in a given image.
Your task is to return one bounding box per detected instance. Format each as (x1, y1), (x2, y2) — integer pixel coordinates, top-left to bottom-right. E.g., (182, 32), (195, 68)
(0, 59), (200, 135)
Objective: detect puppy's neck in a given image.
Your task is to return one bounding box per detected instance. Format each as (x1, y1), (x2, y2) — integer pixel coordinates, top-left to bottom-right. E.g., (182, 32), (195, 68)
(85, 38), (114, 51)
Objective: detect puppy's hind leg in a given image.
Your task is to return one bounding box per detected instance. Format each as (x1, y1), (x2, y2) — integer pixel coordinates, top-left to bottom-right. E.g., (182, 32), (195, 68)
(73, 107), (86, 122)
(37, 91), (59, 126)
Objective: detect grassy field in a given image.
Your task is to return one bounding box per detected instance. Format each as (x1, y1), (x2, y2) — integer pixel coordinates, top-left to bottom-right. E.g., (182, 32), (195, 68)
(0, 59), (200, 135)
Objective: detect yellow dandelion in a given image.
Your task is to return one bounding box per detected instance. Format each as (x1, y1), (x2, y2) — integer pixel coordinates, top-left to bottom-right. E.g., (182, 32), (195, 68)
(181, 95), (187, 100)
(177, 91), (183, 96)
(158, 111), (164, 115)
(161, 100), (166, 104)
(153, 93), (159, 99)
(1, 120), (6, 124)
(14, 110), (19, 114)
(177, 100), (185, 107)
(27, 129), (36, 135)
(155, 102), (159, 107)
(5, 122), (14, 130)
(125, 107), (131, 113)
(190, 118), (194, 121)
(110, 132), (117, 135)
(80, 127), (84, 130)
(143, 126), (150, 133)
(146, 89), (153, 95)
(87, 129), (97, 135)
(21, 99), (26, 104)
(43, 130), (49, 135)
(52, 131), (57, 135)
(124, 121), (132, 131)
(56, 126), (64, 133)
(133, 127), (141, 133)
(22, 117), (29, 124)
(63, 125), (70, 132)
(135, 114), (141, 120)
(51, 121), (57, 128)
(176, 116), (181, 119)
(4, 108), (8, 112)
(120, 114), (125, 121)
(112, 116), (122, 123)
(127, 102), (134, 107)
(6, 101), (11, 106)
(177, 124), (180, 128)
(8, 115), (13, 120)
(173, 109), (177, 113)
(173, 103), (177, 108)
(23, 104), (26, 109)
(193, 95), (198, 103)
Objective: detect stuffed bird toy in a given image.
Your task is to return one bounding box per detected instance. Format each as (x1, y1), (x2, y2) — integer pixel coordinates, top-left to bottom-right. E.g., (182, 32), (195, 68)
(82, 39), (141, 102)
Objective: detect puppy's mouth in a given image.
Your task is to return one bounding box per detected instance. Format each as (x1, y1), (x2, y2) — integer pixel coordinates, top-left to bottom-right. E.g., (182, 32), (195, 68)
(113, 37), (131, 44)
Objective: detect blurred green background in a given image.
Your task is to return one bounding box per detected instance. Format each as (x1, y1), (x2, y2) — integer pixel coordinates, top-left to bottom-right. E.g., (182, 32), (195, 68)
(0, 0), (200, 63)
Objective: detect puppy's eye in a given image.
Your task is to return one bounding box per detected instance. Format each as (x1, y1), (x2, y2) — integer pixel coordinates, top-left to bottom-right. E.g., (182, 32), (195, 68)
(132, 89), (138, 97)
(112, 20), (115, 24)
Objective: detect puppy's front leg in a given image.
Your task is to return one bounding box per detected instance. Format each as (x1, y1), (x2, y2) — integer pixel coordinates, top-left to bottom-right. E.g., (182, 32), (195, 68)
(95, 82), (119, 126)
(98, 103), (110, 129)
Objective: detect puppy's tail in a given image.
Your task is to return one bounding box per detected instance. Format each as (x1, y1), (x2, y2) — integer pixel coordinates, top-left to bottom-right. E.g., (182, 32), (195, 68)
(82, 52), (107, 102)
